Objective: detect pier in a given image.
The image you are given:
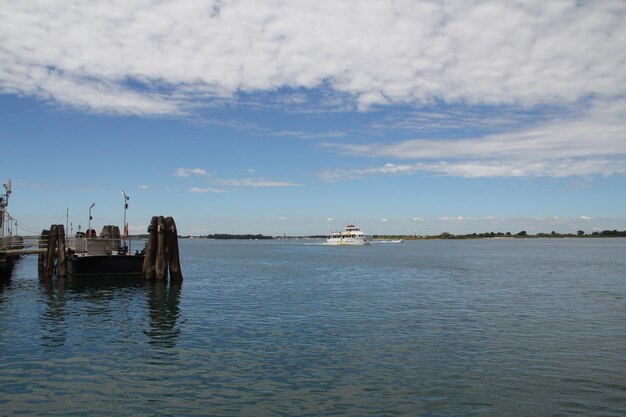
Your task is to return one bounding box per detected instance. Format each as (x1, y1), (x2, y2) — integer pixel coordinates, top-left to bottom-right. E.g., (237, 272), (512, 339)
(1, 178), (182, 281)
(0, 236), (44, 278)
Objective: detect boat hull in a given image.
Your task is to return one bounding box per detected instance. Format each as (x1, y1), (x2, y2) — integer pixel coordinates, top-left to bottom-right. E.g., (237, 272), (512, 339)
(326, 237), (371, 245)
(0, 255), (17, 278)
(66, 254), (145, 278)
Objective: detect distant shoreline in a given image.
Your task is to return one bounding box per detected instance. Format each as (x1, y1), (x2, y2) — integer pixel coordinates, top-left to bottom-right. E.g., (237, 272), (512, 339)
(371, 230), (626, 240)
(172, 229), (626, 240)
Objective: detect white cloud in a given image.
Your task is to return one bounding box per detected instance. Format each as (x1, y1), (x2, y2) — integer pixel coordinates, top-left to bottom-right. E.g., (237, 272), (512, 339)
(214, 178), (302, 188)
(447, 216), (475, 222)
(1, 1), (624, 114)
(278, 216), (287, 221)
(189, 187), (224, 193)
(14, 180), (100, 192)
(128, 224), (147, 235)
(174, 168), (207, 177)
(332, 101), (626, 161)
(319, 99), (626, 179)
(381, 218), (389, 223)
(326, 217), (334, 222)
(580, 216), (593, 220)
(413, 217), (424, 222)
(180, 173), (301, 191)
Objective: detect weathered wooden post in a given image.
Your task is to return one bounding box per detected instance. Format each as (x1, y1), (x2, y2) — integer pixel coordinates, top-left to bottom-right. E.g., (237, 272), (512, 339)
(111, 225), (121, 251)
(166, 216), (183, 282)
(143, 216), (158, 280)
(143, 215), (183, 282)
(38, 229), (49, 277)
(44, 225), (58, 279)
(155, 216), (167, 281)
(56, 224), (67, 278)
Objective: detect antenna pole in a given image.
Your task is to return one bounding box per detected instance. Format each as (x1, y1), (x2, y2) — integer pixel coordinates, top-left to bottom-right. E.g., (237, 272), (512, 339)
(88, 203), (95, 237)
(0, 178), (11, 241)
(121, 190), (129, 249)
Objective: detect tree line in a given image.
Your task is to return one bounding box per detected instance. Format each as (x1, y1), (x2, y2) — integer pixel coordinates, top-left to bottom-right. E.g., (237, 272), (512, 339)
(187, 234), (274, 240)
(374, 229), (626, 240)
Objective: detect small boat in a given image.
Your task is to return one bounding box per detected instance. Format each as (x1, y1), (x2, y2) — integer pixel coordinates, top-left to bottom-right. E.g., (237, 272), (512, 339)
(327, 224), (371, 245)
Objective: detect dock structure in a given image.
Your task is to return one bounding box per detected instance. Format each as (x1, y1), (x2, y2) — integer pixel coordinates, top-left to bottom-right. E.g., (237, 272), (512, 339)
(0, 178), (19, 277)
(0, 235), (46, 278)
(2, 216), (183, 282)
(1, 179), (182, 281)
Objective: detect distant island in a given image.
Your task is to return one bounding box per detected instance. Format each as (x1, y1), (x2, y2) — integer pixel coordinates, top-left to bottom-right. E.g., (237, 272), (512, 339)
(372, 229), (626, 240)
(182, 234), (274, 240)
(173, 229), (626, 240)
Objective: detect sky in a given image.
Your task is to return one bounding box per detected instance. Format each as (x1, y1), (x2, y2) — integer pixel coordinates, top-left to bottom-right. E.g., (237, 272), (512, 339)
(1, 0), (625, 236)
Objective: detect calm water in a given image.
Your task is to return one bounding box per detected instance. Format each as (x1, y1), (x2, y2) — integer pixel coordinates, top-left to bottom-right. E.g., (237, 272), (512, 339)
(1, 238), (625, 416)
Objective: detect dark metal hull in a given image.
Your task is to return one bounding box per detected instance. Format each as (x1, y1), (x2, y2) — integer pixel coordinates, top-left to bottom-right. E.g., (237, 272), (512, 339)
(0, 254), (19, 279)
(66, 254), (145, 278)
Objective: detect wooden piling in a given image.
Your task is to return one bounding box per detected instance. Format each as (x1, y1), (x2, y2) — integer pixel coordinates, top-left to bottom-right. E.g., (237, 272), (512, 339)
(111, 225), (121, 249)
(143, 216), (158, 280)
(166, 216), (183, 282)
(44, 225), (58, 279)
(56, 224), (66, 278)
(142, 215), (183, 282)
(112, 225), (121, 252)
(155, 216), (167, 281)
(100, 225), (121, 251)
(38, 229), (49, 277)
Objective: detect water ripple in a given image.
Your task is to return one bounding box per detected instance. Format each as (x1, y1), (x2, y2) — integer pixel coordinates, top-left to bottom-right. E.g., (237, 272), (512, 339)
(1, 239), (625, 416)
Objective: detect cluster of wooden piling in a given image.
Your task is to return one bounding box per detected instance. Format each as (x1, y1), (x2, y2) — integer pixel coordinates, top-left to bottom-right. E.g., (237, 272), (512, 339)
(100, 225), (121, 240)
(39, 224), (67, 279)
(143, 216), (182, 282)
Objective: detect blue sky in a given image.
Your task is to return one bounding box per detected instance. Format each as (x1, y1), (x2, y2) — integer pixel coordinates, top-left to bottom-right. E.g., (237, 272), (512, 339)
(1, 0), (625, 236)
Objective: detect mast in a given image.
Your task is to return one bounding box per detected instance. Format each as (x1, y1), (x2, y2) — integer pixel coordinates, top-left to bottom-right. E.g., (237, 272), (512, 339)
(0, 179), (11, 241)
(121, 190), (129, 248)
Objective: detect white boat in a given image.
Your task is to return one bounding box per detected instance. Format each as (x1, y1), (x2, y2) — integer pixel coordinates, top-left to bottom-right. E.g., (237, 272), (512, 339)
(327, 224), (371, 245)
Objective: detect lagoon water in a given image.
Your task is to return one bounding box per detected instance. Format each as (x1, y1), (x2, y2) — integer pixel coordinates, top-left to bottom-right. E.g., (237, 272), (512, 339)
(1, 238), (625, 416)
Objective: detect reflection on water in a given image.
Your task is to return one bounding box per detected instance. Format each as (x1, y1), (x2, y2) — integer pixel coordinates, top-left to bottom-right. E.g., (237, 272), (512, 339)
(145, 281), (182, 349)
(33, 275), (183, 351)
(38, 277), (67, 348)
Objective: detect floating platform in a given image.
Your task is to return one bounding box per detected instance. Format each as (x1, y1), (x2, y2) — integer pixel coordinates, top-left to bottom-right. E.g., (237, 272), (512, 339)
(39, 216), (182, 282)
(64, 233), (145, 278)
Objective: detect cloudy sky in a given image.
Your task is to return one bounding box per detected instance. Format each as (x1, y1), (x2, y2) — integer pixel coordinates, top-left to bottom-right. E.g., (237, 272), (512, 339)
(1, 0), (625, 236)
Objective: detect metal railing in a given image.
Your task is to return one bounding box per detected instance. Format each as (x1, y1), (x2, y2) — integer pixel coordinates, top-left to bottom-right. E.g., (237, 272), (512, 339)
(2, 235), (145, 254)
(0, 235), (26, 250)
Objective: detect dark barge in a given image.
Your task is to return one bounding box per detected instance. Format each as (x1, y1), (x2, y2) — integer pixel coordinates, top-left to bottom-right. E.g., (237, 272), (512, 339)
(65, 228), (144, 278)
(40, 216), (181, 282)
(66, 253), (145, 277)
